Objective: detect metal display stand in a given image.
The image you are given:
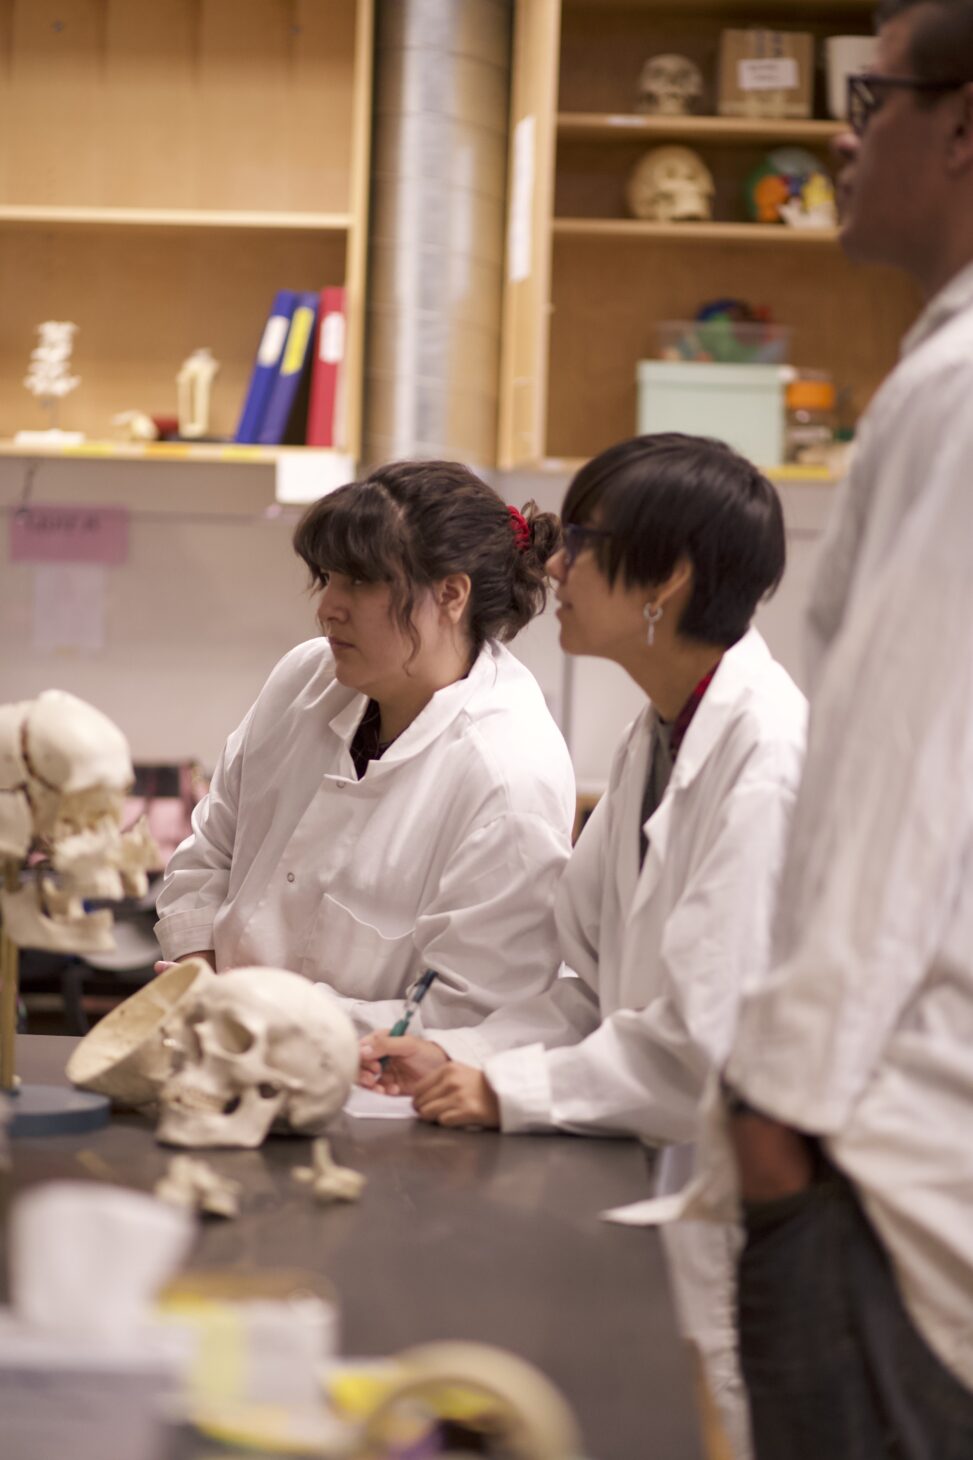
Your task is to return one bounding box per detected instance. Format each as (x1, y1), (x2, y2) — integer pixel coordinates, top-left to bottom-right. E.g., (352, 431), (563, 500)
(0, 926), (109, 1137)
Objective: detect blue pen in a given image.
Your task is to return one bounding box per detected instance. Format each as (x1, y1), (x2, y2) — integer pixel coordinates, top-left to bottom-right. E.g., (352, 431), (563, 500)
(379, 969), (438, 1070)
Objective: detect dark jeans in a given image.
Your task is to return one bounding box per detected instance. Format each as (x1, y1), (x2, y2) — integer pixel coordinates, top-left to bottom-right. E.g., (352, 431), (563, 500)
(738, 1165), (973, 1460)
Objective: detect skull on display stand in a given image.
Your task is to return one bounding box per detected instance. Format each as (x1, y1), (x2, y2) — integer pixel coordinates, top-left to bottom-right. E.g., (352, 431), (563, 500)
(157, 967), (359, 1149)
(637, 54), (704, 116)
(0, 691), (156, 952)
(627, 146), (715, 222)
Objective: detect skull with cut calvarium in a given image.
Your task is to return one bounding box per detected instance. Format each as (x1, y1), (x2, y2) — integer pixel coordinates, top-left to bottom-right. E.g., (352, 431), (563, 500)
(0, 690), (156, 952)
(637, 54), (704, 116)
(157, 968), (360, 1149)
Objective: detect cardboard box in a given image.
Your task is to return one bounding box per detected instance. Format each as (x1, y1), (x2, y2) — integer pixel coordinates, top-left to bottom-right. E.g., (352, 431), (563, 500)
(718, 29), (813, 119)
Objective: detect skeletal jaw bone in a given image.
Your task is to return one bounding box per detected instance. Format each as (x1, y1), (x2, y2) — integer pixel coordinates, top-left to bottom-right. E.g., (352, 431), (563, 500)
(1, 879), (116, 953)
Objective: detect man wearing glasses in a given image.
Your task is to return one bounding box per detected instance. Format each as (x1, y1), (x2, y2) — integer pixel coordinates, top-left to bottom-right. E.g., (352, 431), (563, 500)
(723, 3), (973, 1455)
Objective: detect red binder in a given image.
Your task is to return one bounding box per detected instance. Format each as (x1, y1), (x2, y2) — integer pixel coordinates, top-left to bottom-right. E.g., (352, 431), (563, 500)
(305, 286), (346, 447)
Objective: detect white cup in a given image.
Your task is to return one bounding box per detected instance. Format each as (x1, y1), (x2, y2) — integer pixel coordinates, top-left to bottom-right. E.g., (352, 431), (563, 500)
(10, 1182), (194, 1340)
(826, 35), (879, 120)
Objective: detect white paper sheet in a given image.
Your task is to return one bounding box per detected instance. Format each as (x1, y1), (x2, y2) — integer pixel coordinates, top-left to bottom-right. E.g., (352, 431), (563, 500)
(343, 1086), (416, 1120)
(600, 1193), (687, 1227)
(32, 563), (106, 651)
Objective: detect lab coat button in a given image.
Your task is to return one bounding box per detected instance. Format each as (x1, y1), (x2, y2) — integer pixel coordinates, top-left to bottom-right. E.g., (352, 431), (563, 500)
(335, 780), (347, 789)
(286, 872), (296, 883)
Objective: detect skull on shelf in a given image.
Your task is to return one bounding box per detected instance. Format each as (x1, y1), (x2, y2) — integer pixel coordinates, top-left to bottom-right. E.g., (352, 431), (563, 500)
(637, 54), (704, 116)
(627, 146), (715, 223)
(156, 967), (359, 1150)
(0, 690), (157, 952)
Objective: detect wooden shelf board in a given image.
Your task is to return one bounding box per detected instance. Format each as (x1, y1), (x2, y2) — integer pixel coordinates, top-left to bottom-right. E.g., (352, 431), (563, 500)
(0, 206), (352, 234)
(0, 440), (349, 466)
(536, 456), (839, 485)
(553, 218), (840, 244)
(563, 0), (873, 12)
(559, 113), (845, 145)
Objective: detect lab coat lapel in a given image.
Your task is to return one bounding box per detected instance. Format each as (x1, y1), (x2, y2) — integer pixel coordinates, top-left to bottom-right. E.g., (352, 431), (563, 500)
(670, 630), (768, 789)
(627, 631), (771, 921)
(365, 643), (500, 773)
(630, 781), (673, 922)
(615, 709), (653, 916)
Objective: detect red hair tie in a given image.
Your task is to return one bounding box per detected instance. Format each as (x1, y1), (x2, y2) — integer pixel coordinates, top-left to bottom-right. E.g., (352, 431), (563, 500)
(507, 505), (531, 551)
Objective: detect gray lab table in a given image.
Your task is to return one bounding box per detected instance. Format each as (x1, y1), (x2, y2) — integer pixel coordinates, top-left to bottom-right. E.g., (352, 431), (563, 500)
(2, 1036), (703, 1460)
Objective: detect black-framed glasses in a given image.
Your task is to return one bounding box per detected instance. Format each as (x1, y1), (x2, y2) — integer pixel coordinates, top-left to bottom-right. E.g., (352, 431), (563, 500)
(562, 521), (614, 569)
(847, 71), (966, 137)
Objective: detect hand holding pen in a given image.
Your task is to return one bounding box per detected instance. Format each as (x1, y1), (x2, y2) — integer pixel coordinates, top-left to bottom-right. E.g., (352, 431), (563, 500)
(379, 969), (439, 1070)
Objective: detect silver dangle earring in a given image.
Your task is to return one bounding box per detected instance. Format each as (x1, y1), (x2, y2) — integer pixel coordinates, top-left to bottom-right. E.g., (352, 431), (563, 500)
(643, 602), (663, 647)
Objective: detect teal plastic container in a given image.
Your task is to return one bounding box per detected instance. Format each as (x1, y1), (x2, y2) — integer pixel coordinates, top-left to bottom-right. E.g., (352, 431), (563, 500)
(636, 360), (788, 468)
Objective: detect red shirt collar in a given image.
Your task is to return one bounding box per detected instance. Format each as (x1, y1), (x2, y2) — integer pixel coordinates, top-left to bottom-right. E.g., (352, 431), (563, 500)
(668, 662), (721, 761)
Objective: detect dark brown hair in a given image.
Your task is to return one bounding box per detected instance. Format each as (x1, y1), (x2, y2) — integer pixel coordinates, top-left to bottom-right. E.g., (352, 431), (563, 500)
(293, 460), (561, 655)
(876, 1), (973, 82)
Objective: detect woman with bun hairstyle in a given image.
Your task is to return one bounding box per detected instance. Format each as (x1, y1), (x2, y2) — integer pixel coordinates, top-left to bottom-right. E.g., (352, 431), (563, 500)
(155, 460), (575, 1031)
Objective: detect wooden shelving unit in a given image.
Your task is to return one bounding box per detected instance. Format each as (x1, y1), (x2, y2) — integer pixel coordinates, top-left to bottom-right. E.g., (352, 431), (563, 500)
(499, 0), (921, 468)
(0, 0), (374, 456)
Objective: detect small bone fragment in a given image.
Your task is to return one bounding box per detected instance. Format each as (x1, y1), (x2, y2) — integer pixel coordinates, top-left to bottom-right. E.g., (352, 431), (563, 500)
(292, 1138), (365, 1204)
(155, 1154), (241, 1218)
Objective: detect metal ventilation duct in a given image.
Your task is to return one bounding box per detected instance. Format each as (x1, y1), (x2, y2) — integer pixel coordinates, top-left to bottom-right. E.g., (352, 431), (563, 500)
(363, 0), (513, 467)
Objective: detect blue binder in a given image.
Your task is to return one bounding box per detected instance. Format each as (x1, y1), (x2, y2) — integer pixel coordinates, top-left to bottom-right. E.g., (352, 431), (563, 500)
(256, 292), (320, 445)
(234, 289), (299, 444)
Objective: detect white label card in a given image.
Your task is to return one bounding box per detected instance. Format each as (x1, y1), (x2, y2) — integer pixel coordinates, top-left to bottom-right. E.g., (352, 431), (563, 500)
(320, 312), (346, 365)
(738, 57), (799, 91)
(258, 314), (290, 366)
(32, 564), (106, 652)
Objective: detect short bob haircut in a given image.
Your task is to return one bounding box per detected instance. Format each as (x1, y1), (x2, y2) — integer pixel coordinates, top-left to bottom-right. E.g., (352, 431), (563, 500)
(561, 432), (785, 648)
(293, 460), (561, 657)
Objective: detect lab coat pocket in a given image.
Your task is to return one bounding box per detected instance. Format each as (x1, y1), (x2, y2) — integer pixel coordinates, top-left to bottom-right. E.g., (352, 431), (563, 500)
(300, 893), (420, 1001)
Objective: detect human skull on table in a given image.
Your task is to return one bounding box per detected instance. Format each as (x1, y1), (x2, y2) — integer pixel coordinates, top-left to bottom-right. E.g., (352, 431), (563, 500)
(0, 691), (156, 952)
(156, 967), (359, 1149)
(637, 54), (704, 116)
(627, 146), (715, 222)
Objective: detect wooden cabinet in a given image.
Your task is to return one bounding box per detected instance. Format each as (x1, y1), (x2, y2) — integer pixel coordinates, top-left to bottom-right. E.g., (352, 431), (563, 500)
(0, 0), (373, 458)
(499, 0), (921, 470)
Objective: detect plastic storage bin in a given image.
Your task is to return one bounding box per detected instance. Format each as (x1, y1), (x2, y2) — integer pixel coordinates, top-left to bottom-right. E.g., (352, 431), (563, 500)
(636, 360), (788, 467)
(656, 319), (791, 365)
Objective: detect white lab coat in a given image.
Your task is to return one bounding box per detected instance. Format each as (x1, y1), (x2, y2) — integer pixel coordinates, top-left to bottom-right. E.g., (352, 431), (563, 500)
(155, 638), (575, 1032)
(431, 629), (807, 1454)
(726, 260), (973, 1393)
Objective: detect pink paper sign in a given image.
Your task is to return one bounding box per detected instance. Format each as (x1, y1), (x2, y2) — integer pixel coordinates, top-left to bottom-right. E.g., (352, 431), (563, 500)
(10, 504), (129, 565)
